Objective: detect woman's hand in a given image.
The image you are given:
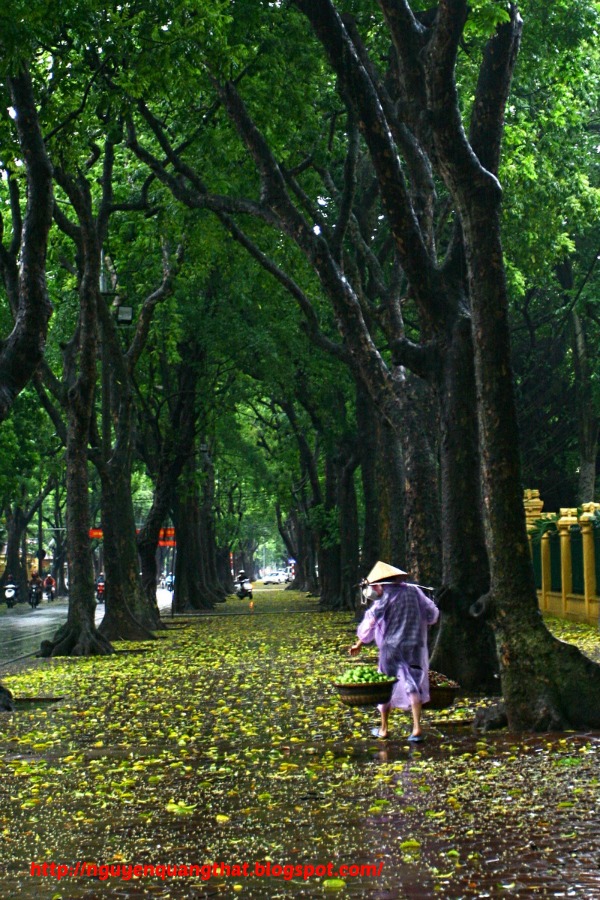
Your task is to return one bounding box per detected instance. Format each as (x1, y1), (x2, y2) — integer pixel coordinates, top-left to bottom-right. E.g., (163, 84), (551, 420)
(348, 641), (362, 656)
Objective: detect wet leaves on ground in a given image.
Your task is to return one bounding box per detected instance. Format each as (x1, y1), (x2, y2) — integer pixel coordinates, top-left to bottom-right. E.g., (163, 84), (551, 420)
(0, 596), (599, 898)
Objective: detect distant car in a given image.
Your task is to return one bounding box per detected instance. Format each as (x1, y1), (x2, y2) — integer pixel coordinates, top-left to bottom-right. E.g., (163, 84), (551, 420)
(263, 571), (287, 585)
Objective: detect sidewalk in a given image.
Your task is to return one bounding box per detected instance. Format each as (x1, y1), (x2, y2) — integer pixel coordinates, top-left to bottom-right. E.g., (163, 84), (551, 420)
(1, 592), (599, 898)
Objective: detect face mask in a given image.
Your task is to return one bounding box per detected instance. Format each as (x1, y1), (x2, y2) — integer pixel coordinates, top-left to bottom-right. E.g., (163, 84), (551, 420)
(362, 584), (381, 603)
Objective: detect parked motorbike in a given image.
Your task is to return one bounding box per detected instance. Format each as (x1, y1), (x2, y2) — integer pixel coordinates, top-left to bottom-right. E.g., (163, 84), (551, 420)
(235, 578), (253, 600)
(4, 582), (18, 608)
(28, 583), (42, 609)
(96, 581), (105, 604)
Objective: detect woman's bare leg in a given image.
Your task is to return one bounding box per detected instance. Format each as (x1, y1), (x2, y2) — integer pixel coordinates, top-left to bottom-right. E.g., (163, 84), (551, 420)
(380, 706), (390, 737)
(409, 695), (422, 737)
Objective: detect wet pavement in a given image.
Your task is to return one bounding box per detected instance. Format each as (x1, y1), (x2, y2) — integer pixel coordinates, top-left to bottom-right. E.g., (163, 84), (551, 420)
(0, 590), (174, 662)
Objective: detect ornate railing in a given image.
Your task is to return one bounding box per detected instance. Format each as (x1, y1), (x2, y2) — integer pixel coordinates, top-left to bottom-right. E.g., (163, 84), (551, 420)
(525, 489), (600, 626)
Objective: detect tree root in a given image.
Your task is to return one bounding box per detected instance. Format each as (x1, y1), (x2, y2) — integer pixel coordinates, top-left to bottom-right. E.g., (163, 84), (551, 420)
(98, 615), (156, 642)
(473, 701), (508, 732)
(39, 623), (114, 658)
(0, 683), (14, 711)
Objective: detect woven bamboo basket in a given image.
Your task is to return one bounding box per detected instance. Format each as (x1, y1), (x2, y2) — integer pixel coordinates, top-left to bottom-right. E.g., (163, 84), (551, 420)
(334, 678), (397, 708)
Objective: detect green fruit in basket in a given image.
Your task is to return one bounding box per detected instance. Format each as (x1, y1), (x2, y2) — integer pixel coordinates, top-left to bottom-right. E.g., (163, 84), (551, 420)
(337, 665), (395, 684)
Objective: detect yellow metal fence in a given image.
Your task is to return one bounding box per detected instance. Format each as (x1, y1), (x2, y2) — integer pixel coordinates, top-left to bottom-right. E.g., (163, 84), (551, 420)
(524, 489), (600, 626)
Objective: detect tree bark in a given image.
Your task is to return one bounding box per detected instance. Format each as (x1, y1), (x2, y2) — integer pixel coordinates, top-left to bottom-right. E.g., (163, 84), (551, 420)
(42, 379), (113, 662)
(93, 234), (179, 637)
(198, 446), (228, 601)
(2, 505), (29, 597)
(318, 455), (343, 610)
(136, 338), (198, 616)
(337, 446), (360, 610)
(39, 172), (112, 658)
(172, 467), (215, 612)
(0, 68), (53, 421)
(356, 380), (382, 573)
(432, 4), (600, 728)
(471, 216), (600, 725)
(0, 66), (54, 693)
(97, 461), (158, 641)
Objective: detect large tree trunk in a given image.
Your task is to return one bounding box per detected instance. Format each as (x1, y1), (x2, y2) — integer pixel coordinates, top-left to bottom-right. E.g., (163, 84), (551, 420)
(294, 510), (319, 594)
(216, 547), (235, 593)
(43, 420), (112, 657)
(395, 375), (437, 584)
(318, 456), (344, 610)
(356, 381), (382, 573)
(435, 5), (600, 728)
(375, 419), (407, 569)
(198, 448), (228, 602)
(318, 443), (360, 611)
(95, 277), (160, 639)
(40, 172), (113, 658)
(137, 339), (199, 618)
(97, 462), (158, 640)
(337, 448), (360, 610)
(0, 69), (53, 421)
(2, 506), (29, 597)
(466, 202), (600, 727)
(276, 504), (301, 588)
(50, 491), (69, 597)
(172, 475), (215, 612)
(429, 316), (498, 692)
(278, 506), (317, 592)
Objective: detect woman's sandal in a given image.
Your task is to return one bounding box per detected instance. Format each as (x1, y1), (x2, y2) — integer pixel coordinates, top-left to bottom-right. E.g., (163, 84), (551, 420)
(371, 727), (389, 739)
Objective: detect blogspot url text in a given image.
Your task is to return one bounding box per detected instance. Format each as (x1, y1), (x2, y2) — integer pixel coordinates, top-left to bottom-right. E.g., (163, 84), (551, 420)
(31, 860), (384, 882)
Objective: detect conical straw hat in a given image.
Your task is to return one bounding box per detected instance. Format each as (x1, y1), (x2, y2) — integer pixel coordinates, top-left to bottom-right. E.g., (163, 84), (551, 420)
(366, 560), (407, 583)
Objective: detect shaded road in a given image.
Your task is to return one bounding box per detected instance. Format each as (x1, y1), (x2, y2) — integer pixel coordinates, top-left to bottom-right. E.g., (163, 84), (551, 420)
(0, 589), (173, 663)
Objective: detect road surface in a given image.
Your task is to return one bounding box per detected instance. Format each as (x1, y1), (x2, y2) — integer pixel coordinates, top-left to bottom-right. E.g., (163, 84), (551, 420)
(0, 589), (173, 663)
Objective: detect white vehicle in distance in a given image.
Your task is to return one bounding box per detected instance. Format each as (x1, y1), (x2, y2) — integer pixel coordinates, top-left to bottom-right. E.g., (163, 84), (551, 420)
(262, 571), (288, 585)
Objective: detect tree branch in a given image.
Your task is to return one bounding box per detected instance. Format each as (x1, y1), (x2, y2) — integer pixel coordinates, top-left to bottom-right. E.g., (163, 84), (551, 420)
(216, 210), (348, 362)
(294, 0), (438, 312)
(470, 4), (523, 175)
(126, 240), (183, 371)
(0, 67), (54, 422)
(425, 0), (501, 197)
(389, 335), (440, 381)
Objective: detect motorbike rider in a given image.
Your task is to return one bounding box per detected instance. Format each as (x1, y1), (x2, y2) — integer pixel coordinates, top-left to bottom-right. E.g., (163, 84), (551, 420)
(4, 574), (19, 606)
(29, 571), (43, 606)
(235, 570), (253, 600)
(96, 572), (105, 602)
(43, 572), (56, 601)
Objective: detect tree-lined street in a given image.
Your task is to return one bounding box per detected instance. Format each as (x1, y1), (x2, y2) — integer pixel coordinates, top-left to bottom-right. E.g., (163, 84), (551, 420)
(0, 16), (600, 900)
(0, 1), (596, 714)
